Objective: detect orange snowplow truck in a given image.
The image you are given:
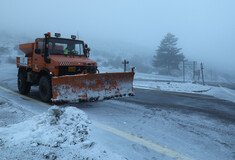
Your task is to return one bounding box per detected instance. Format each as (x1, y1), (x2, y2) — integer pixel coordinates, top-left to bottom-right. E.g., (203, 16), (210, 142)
(16, 32), (135, 102)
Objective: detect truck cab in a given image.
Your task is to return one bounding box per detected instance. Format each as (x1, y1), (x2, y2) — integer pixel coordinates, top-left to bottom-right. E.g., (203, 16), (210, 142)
(17, 32), (134, 102)
(17, 33), (97, 84)
(16, 32), (97, 101)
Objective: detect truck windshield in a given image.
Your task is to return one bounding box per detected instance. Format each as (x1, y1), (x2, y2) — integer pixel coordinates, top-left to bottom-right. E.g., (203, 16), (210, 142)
(48, 38), (85, 56)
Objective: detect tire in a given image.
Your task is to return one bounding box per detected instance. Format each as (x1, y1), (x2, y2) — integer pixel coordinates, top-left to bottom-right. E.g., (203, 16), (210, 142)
(18, 69), (31, 95)
(39, 75), (52, 102)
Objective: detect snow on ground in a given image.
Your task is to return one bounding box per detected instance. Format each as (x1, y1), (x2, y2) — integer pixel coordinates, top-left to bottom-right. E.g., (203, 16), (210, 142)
(0, 96), (34, 127)
(99, 66), (183, 81)
(95, 99), (235, 160)
(134, 80), (235, 103)
(0, 40), (22, 64)
(0, 60), (234, 159)
(99, 66), (235, 103)
(1, 63), (235, 103)
(206, 86), (235, 103)
(0, 99), (124, 160)
(134, 81), (210, 92)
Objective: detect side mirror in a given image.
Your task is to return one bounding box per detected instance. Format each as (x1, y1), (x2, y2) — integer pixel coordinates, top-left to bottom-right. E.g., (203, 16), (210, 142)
(35, 49), (41, 54)
(84, 44), (90, 57)
(86, 48), (91, 57)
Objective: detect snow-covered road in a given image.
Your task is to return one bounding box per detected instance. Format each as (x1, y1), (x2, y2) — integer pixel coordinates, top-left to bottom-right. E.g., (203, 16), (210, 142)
(0, 64), (235, 160)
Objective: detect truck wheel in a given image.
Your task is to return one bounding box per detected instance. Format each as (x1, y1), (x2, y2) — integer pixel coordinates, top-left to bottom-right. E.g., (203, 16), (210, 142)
(18, 69), (31, 95)
(39, 75), (52, 102)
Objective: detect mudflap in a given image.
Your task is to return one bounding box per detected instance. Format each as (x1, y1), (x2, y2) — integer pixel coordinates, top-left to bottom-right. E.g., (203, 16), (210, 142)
(51, 72), (135, 102)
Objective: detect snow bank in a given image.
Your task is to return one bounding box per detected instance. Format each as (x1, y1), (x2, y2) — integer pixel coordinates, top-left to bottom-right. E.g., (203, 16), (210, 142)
(0, 106), (124, 160)
(134, 80), (235, 103)
(134, 81), (211, 93)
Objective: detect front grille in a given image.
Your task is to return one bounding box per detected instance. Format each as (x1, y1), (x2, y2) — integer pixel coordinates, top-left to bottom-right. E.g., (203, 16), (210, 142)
(59, 66), (97, 76)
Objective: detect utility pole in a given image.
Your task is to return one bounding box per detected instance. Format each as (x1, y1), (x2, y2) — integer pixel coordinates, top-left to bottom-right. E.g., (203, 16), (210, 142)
(210, 69), (213, 81)
(122, 59), (129, 72)
(183, 60), (185, 82)
(201, 63), (205, 85)
(197, 70), (200, 81)
(193, 61), (196, 81)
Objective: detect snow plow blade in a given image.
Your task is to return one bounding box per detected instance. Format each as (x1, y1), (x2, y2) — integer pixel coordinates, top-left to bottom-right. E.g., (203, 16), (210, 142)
(51, 72), (135, 102)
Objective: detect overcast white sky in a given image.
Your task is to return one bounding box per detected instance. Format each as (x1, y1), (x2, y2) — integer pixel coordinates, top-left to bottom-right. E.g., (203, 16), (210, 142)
(0, 0), (235, 74)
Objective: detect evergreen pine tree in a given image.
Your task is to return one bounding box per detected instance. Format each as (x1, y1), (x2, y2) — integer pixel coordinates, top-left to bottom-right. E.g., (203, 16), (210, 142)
(153, 33), (185, 75)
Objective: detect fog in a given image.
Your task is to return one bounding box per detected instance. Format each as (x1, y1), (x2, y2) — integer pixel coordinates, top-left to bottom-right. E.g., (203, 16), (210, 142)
(1, 0), (235, 76)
